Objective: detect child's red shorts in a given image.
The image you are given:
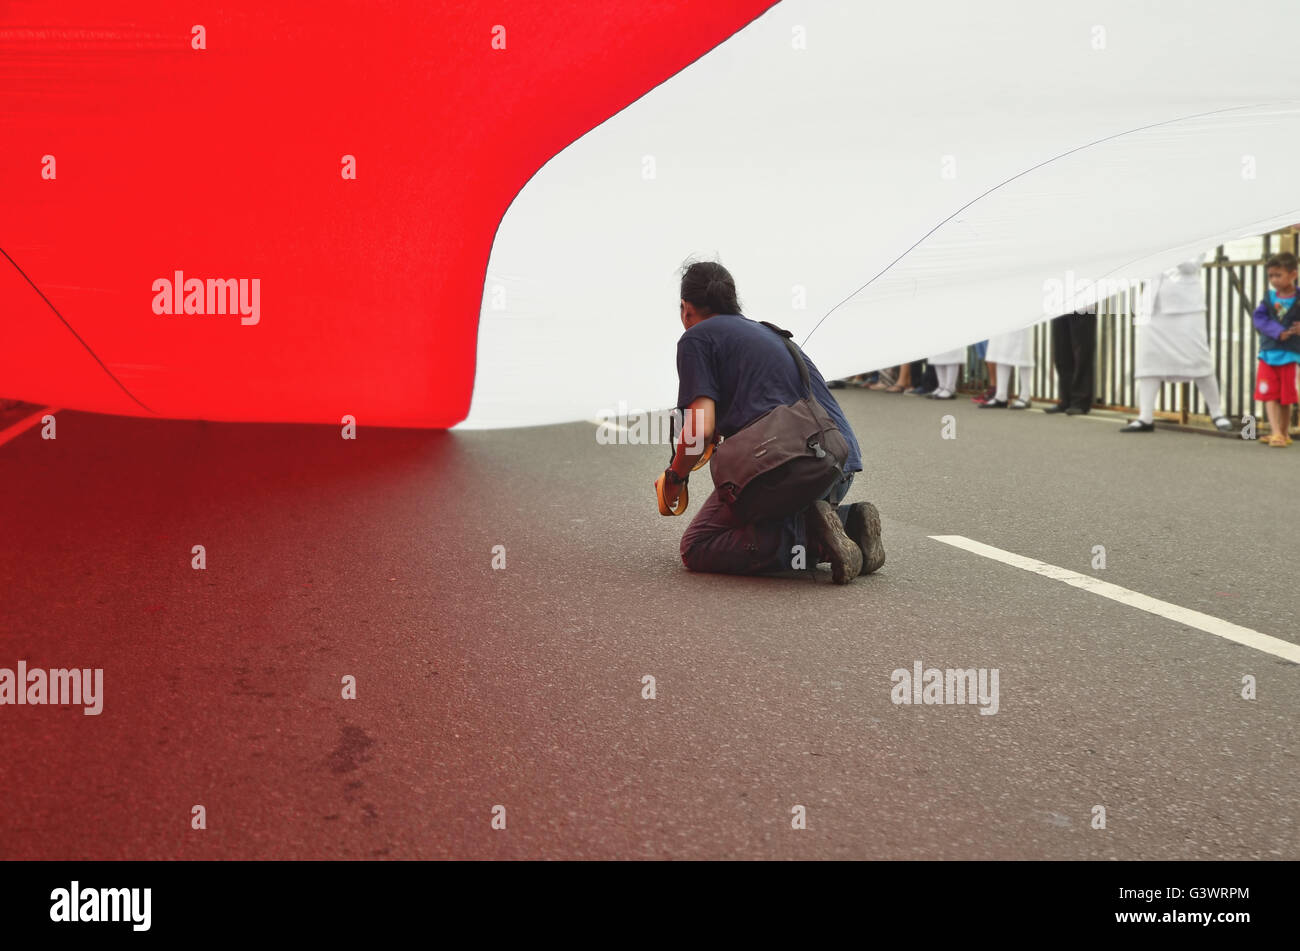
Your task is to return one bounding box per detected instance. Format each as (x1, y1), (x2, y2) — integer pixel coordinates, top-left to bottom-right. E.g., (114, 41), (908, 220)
(1256, 360), (1299, 404)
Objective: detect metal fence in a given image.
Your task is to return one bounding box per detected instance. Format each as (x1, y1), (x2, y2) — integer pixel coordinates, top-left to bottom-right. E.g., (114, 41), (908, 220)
(965, 233), (1293, 423)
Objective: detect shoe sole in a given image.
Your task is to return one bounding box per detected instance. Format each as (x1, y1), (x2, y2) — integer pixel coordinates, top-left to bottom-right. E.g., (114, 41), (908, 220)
(846, 502), (885, 575)
(808, 500), (862, 584)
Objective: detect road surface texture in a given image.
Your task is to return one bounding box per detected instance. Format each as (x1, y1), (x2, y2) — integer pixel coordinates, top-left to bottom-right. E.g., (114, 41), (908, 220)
(1, 390), (1296, 859)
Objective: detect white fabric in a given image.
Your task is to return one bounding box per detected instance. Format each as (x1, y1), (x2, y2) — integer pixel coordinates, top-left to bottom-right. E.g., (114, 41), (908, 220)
(461, 1), (1300, 428)
(985, 328), (1035, 369)
(1136, 262), (1215, 380)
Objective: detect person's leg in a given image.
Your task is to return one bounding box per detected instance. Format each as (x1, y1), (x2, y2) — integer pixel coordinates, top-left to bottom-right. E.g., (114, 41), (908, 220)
(936, 364), (958, 395)
(994, 363), (1012, 402)
(680, 474), (859, 578)
(798, 472), (860, 582)
(1137, 378), (1160, 424)
(1265, 400), (1286, 441)
(1016, 364), (1033, 400)
(787, 472), (855, 564)
(833, 469), (885, 576)
(1193, 373), (1225, 420)
(1254, 360), (1292, 444)
(1284, 363), (1294, 441)
(922, 363), (939, 390)
(1070, 313), (1097, 409)
(1273, 363), (1298, 442)
(1051, 314), (1072, 406)
(828, 471), (854, 531)
(871, 366), (898, 390)
(680, 487), (799, 575)
(904, 360), (930, 392)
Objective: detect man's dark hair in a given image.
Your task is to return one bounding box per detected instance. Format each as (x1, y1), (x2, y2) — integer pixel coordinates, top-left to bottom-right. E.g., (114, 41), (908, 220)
(1266, 252), (1298, 272)
(679, 259), (742, 316)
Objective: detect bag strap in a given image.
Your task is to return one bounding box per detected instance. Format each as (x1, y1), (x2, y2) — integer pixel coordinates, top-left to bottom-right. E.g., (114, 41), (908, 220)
(761, 320), (844, 473)
(757, 320), (812, 397)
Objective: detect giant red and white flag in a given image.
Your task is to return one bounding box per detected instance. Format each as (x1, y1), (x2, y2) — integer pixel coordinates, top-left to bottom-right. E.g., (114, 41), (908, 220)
(4, 1), (1298, 429)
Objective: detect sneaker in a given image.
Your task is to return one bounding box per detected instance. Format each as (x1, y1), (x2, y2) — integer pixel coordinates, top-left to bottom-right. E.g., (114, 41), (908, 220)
(807, 500), (862, 584)
(1212, 416), (1234, 432)
(1119, 419), (1155, 433)
(928, 388), (956, 400)
(1008, 397), (1031, 409)
(845, 502), (885, 575)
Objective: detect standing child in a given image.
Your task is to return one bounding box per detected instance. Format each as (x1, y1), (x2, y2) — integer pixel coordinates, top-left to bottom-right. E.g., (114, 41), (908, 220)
(1252, 252), (1300, 447)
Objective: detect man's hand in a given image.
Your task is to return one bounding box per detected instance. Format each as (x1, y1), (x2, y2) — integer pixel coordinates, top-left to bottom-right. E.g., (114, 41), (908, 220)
(658, 470), (682, 508)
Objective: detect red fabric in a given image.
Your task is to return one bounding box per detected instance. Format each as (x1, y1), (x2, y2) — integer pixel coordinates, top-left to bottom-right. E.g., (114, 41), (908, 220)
(1255, 360), (1298, 405)
(1, 1), (778, 426)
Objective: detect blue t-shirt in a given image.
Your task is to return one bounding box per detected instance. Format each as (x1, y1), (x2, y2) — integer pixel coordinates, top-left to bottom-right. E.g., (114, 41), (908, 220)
(1261, 289), (1300, 366)
(675, 314), (863, 473)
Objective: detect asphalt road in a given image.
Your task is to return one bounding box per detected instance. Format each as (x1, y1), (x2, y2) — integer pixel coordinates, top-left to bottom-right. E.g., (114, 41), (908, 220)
(1, 391), (1296, 859)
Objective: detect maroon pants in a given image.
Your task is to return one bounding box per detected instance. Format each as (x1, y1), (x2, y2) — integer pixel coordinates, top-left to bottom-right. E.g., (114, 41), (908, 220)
(679, 473), (854, 576)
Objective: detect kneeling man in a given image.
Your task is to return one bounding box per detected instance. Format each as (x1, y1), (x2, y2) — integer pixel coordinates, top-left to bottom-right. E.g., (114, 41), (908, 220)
(659, 261), (884, 584)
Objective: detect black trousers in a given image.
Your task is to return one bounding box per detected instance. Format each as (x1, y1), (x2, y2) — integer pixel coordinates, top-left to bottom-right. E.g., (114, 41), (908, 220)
(1051, 313), (1096, 410)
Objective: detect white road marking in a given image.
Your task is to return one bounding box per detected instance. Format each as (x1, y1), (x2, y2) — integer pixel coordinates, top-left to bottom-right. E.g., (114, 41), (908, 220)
(929, 534), (1300, 665)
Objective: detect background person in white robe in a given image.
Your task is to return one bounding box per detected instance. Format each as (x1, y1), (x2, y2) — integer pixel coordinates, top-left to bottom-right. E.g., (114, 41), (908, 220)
(926, 346), (966, 399)
(977, 326), (1033, 409)
(1120, 257), (1232, 433)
